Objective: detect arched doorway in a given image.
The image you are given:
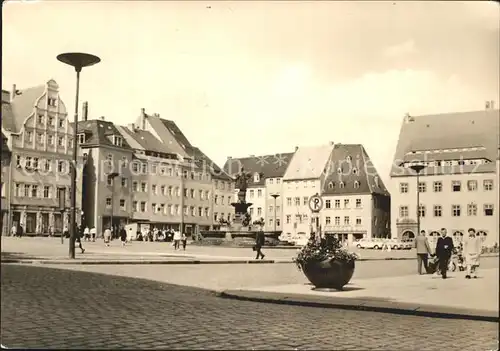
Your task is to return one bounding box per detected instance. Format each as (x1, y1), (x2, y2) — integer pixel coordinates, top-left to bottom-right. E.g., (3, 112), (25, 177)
(401, 230), (415, 240)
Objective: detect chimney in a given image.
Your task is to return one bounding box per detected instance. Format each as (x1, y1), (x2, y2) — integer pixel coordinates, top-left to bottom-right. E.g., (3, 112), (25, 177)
(82, 102), (88, 121)
(250, 154), (255, 157)
(127, 123), (136, 131)
(11, 84), (16, 101)
(140, 108), (146, 129)
(329, 141), (334, 146)
(227, 156), (232, 160)
(100, 116), (105, 121)
(486, 100), (495, 110)
(295, 146), (299, 151)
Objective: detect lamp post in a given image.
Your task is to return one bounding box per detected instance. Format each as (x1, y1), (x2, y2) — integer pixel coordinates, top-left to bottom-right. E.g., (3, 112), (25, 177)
(107, 172), (119, 238)
(271, 194), (280, 232)
(409, 164), (426, 239)
(57, 52), (100, 259)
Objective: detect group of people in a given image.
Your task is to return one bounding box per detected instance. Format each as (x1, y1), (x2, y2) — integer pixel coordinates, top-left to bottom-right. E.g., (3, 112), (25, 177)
(415, 227), (482, 279)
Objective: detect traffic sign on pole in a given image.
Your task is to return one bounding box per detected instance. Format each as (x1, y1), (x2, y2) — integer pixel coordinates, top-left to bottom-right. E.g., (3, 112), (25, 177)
(308, 193), (324, 213)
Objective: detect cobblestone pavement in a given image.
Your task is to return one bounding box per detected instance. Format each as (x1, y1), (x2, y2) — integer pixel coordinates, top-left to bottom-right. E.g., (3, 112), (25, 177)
(38, 256), (500, 290)
(1, 265), (498, 350)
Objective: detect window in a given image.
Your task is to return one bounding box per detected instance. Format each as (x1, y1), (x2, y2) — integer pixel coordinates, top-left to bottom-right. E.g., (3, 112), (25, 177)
(191, 207), (196, 216)
(354, 181), (360, 188)
(132, 201), (138, 212)
(433, 205), (442, 217)
(328, 182), (335, 189)
(254, 173), (260, 182)
(106, 198), (112, 208)
(198, 207), (203, 216)
(294, 197), (300, 206)
(356, 198), (362, 208)
(418, 205), (426, 218)
(418, 182), (426, 193)
(47, 135), (54, 145)
(303, 197), (308, 205)
(344, 199), (349, 208)
(205, 208), (209, 217)
(58, 118), (64, 128)
(467, 180), (477, 191)
(286, 215), (291, 224)
(48, 117), (54, 126)
(467, 203), (477, 216)
(57, 161), (65, 173)
(356, 217), (362, 225)
(399, 206), (409, 217)
(141, 182), (147, 192)
(37, 115), (45, 124)
(37, 133), (44, 144)
(43, 186), (50, 198)
(276, 178), (281, 184)
(433, 181), (442, 192)
(142, 164), (147, 174)
(48, 97), (57, 107)
(295, 214), (302, 224)
(257, 207), (262, 216)
(152, 185), (157, 194)
(276, 205), (280, 212)
(132, 162), (139, 172)
(452, 181), (461, 192)
(58, 136), (64, 146)
(120, 199), (126, 210)
(286, 197), (292, 206)
(33, 158), (39, 169)
(257, 189), (262, 197)
(121, 178), (127, 187)
(140, 202), (146, 212)
(132, 181), (138, 192)
(484, 204), (494, 216)
(26, 131), (33, 142)
(78, 133), (85, 144)
(334, 199), (340, 208)
(339, 182), (345, 188)
(25, 157), (32, 168)
(24, 184), (30, 197)
(483, 179), (493, 191)
(107, 177), (113, 186)
(452, 205), (461, 217)
(249, 190), (254, 198)
(113, 135), (123, 147)
(325, 200), (331, 209)
(68, 138), (73, 148)
(190, 189), (195, 198)
(276, 218), (281, 227)
(269, 206), (273, 214)
(214, 195), (218, 204)
(344, 216), (350, 225)
(325, 216), (331, 225)
(334, 216), (340, 225)
(44, 159), (51, 171)
(168, 186), (173, 196)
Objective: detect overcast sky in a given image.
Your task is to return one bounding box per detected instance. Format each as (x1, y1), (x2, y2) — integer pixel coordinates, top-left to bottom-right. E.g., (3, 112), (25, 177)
(3, 1), (499, 184)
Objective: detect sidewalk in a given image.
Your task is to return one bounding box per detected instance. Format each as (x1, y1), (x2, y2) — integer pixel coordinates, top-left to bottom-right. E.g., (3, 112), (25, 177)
(219, 268), (499, 322)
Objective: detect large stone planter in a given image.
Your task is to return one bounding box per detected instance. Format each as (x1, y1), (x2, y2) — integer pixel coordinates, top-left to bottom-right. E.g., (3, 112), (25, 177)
(302, 258), (355, 290)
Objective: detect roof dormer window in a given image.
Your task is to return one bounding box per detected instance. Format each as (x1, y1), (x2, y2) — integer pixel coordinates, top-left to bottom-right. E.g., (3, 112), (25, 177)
(78, 133), (85, 145)
(346, 156), (352, 162)
(113, 135), (123, 147)
(354, 181), (360, 189)
(254, 173), (260, 183)
(339, 181), (345, 188)
(48, 98), (57, 107)
(328, 182), (335, 189)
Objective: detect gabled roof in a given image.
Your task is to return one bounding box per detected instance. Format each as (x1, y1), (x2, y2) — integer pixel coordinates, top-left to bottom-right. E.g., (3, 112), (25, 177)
(145, 114), (190, 158)
(283, 144), (334, 181)
(322, 144), (389, 196)
(223, 152), (295, 186)
(390, 109), (499, 177)
(118, 127), (168, 153)
(1, 131), (10, 154)
(73, 120), (132, 149)
(9, 85), (46, 133)
(190, 147), (232, 181)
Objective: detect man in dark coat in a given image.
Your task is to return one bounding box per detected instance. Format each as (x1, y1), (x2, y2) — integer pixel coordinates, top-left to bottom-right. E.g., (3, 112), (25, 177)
(435, 228), (454, 279)
(254, 231), (266, 260)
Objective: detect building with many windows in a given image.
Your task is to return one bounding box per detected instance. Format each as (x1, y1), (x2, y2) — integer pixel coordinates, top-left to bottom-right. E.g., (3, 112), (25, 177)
(1, 81), (84, 234)
(223, 151), (294, 231)
(390, 107), (499, 247)
(281, 143), (335, 243)
(320, 144), (390, 244)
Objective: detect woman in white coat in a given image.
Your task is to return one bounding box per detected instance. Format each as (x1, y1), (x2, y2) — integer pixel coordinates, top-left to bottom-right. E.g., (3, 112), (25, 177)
(463, 228), (482, 279)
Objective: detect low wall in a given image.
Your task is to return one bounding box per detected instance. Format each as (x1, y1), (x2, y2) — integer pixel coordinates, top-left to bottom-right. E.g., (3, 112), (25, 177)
(198, 230), (282, 247)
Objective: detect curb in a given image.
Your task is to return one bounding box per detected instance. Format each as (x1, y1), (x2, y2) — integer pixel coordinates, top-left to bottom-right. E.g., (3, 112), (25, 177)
(0, 259), (289, 265)
(217, 289), (499, 323)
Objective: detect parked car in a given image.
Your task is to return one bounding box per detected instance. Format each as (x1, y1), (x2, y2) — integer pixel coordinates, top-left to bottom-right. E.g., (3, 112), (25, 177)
(386, 238), (404, 250)
(401, 239), (414, 250)
(359, 239), (384, 250)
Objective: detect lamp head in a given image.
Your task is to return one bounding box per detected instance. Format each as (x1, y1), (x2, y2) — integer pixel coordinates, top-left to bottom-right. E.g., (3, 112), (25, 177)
(409, 164), (425, 174)
(57, 52), (101, 72)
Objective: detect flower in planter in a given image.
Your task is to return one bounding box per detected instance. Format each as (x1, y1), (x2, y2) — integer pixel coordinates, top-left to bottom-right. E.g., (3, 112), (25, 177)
(293, 235), (358, 271)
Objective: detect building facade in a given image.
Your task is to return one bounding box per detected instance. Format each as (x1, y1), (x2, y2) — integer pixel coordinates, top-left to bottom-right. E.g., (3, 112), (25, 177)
(1, 131), (11, 235)
(281, 144), (335, 243)
(223, 152), (294, 231)
(1, 81), (83, 234)
(320, 144), (391, 244)
(390, 108), (499, 247)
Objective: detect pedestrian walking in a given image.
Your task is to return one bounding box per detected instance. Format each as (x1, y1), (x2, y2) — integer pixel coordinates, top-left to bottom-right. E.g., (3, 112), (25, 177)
(83, 226), (90, 241)
(181, 233), (187, 250)
(48, 226), (54, 237)
(254, 230), (266, 260)
(173, 230), (181, 250)
(18, 225), (24, 238)
(11, 225), (17, 237)
(463, 228), (482, 279)
(75, 225), (85, 253)
(120, 226), (127, 246)
(435, 228), (454, 279)
(415, 230), (432, 274)
(90, 226), (96, 242)
(103, 227), (111, 247)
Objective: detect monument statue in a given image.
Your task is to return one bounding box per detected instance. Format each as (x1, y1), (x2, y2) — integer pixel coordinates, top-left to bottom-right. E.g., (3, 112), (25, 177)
(235, 167), (252, 203)
(231, 167), (253, 229)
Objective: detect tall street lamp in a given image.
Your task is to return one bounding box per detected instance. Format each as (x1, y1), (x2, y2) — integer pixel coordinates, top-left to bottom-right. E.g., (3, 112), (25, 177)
(409, 164), (426, 239)
(271, 194), (280, 232)
(107, 172), (119, 238)
(57, 52), (100, 259)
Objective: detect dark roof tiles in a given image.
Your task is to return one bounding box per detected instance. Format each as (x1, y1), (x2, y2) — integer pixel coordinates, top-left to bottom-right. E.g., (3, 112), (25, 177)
(72, 120), (132, 149)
